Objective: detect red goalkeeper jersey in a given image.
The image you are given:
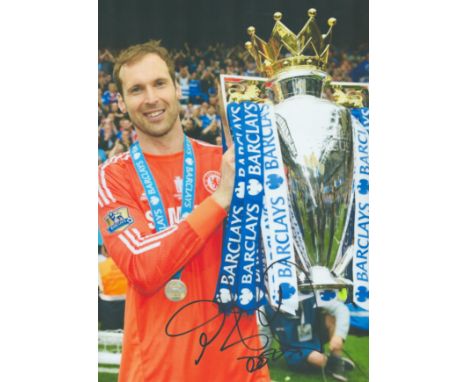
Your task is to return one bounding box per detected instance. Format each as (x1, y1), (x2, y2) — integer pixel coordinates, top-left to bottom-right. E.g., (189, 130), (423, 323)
(98, 139), (270, 382)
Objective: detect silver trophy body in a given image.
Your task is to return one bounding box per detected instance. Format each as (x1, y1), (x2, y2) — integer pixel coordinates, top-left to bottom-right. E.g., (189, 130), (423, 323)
(270, 68), (354, 290)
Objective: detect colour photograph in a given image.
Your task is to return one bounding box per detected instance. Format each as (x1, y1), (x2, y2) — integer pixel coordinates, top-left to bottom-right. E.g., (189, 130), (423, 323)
(98, 1), (369, 381)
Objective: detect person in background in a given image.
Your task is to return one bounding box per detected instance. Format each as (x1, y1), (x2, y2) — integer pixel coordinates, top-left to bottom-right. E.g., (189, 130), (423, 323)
(110, 101), (125, 127)
(99, 48), (115, 75)
(182, 115), (203, 141)
(262, 293), (355, 382)
(176, 65), (190, 105)
(188, 71), (203, 104)
(98, 118), (117, 153)
(200, 105), (221, 145)
(102, 82), (119, 106)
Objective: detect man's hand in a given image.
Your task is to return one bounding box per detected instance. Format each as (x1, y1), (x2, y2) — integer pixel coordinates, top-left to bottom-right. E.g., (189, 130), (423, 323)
(211, 145), (235, 211)
(329, 335), (344, 353)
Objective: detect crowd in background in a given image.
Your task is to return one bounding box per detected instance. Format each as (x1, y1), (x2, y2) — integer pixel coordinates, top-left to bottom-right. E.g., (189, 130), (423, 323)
(98, 43), (369, 164)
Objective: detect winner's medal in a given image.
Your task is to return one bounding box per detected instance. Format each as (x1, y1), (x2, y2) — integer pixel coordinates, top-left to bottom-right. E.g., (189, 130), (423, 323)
(164, 279), (187, 302)
(130, 136), (196, 303)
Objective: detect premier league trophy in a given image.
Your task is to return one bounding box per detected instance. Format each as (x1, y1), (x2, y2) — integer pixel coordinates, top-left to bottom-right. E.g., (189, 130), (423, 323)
(217, 9), (366, 313)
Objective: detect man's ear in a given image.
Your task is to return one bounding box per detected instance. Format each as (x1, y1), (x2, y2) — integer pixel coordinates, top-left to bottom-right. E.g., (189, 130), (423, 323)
(117, 93), (127, 114)
(175, 83), (182, 100)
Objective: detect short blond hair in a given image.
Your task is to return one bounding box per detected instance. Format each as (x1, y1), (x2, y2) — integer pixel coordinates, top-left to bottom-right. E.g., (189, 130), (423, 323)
(113, 40), (176, 96)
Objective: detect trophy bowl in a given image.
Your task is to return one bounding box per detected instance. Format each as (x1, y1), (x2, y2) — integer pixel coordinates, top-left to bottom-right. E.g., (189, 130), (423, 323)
(270, 68), (355, 292)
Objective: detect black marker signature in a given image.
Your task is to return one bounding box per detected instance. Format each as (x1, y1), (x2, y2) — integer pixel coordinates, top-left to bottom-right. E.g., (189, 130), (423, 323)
(164, 259), (315, 372)
(165, 299), (266, 367)
(238, 347), (305, 372)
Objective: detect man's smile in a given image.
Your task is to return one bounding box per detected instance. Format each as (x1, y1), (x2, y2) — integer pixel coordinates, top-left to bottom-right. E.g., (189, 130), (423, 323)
(144, 109), (166, 122)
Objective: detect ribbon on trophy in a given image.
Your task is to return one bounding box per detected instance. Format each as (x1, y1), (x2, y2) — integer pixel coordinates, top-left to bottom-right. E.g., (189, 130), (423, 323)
(215, 101), (266, 313)
(215, 99), (300, 314)
(259, 103), (298, 315)
(215, 103), (247, 310)
(235, 102), (265, 312)
(350, 107), (369, 311)
(215, 73), (301, 315)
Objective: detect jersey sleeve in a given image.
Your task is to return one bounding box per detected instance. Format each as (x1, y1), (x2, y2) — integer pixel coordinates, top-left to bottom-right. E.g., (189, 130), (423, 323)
(98, 162), (227, 296)
(321, 300), (350, 340)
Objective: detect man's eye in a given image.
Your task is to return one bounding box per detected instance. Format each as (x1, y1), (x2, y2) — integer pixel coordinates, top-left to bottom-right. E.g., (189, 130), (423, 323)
(156, 80), (166, 87)
(129, 87), (141, 94)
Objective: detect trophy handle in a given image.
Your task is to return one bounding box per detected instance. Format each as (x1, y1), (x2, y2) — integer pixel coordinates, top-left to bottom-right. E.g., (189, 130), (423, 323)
(216, 78), (233, 148)
(326, 81), (369, 108)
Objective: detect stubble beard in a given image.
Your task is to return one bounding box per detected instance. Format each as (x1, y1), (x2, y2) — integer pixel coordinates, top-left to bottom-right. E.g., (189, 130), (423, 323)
(134, 106), (179, 139)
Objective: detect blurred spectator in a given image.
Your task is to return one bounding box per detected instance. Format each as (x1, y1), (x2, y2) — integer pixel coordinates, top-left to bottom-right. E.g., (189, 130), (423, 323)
(189, 72), (203, 104)
(262, 294), (355, 381)
(191, 106), (204, 131)
(99, 48), (115, 75)
(110, 101), (125, 127)
(98, 72), (112, 91)
(183, 102), (196, 118)
(106, 112), (116, 125)
(208, 95), (218, 108)
(98, 88), (105, 122)
(117, 118), (131, 136)
(119, 126), (134, 151)
(200, 67), (216, 98)
(182, 116), (203, 140)
(107, 128), (130, 157)
(102, 82), (119, 106)
(98, 118), (117, 152)
(243, 60), (258, 77)
(351, 54), (369, 83)
(196, 104), (219, 144)
(98, 149), (107, 164)
(177, 66), (190, 104)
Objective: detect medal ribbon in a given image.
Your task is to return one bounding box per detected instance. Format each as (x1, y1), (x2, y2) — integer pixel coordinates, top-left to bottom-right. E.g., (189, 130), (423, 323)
(130, 136), (196, 280)
(351, 107), (369, 311)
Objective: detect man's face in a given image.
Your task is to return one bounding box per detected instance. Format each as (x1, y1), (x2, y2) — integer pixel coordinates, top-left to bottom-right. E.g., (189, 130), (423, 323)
(103, 120), (113, 133)
(180, 66), (188, 77)
(122, 129), (131, 140)
(119, 118), (131, 130)
(118, 54), (181, 140)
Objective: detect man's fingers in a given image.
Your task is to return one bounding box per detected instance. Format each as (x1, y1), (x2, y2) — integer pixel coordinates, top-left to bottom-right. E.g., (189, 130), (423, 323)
(224, 144), (235, 162)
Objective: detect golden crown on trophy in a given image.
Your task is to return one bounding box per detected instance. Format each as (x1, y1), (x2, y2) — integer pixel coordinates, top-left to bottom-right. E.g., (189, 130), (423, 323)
(245, 9), (336, 77)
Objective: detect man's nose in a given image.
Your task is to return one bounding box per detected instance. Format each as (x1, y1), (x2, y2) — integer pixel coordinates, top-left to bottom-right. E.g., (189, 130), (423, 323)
(144, 87), (160, 104)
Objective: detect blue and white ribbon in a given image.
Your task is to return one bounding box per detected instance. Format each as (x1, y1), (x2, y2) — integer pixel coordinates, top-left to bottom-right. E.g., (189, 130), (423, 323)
(351, 107), (369, 310)
(260, 103), (298, 315)
(130, 136), (195, 279)
(216, 102), (268, 314)
(235, 102), (265, 312)
(215, 103), (246, 308)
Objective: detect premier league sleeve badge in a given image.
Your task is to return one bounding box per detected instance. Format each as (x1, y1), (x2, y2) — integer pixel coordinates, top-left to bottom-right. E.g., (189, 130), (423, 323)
(105, 207), (134, 233)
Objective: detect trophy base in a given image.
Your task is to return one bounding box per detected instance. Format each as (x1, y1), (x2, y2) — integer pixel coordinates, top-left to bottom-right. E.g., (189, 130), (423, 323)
(297, 266), (353, 292)
(298, 281), (352, 292)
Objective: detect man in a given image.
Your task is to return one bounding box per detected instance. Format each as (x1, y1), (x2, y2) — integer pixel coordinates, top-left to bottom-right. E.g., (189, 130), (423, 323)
(176, 65), (190, 104)
(262, 294), (355, 381)
(182, 115), (203, 141)
(199, 105), (221, 144)
(98, 40), (269, 382)
(102, 82), (119, 106)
